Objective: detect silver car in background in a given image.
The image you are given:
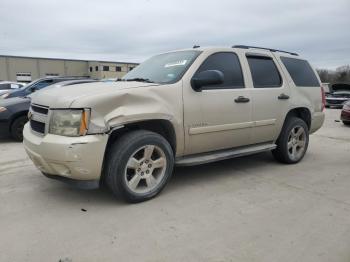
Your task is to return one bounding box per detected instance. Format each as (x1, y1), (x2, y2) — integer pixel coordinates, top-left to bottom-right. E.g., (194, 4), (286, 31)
(0, 81), (25, 95)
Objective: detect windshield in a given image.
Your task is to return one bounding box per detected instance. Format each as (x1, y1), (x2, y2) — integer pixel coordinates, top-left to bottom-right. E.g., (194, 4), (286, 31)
(20, 79), (55, 92)
(122, 50), (201, 84)
(19, 80), (38, 90)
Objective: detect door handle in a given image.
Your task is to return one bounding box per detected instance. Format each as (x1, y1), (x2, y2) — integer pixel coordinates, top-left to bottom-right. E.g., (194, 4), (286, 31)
(278, 93), (290, 100)
(234, 96), (250, 103)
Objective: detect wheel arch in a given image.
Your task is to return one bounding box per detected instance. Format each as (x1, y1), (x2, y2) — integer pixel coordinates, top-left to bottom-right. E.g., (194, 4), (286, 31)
(276, 107), (311, 142)
(9, 110), (29, 131)
(100, 119), (177, 184)
(284, 107), (312, 130)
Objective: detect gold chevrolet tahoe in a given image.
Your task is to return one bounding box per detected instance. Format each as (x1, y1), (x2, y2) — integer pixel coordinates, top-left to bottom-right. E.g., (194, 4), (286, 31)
(23, 46), (325, 202)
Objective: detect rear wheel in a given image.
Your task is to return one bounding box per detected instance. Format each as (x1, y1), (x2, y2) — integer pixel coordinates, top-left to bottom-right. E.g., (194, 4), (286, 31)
(105, 130), (174, 203)
(10, 115), (28, 141)
(272, 117), (309, 164)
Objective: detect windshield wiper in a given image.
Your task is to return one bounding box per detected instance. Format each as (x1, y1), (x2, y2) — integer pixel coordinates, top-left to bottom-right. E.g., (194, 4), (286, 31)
(124, 78), (154, 83)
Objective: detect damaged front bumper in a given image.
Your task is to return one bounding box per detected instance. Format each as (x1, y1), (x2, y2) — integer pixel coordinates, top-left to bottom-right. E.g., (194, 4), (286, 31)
(23, 123), (108, 187)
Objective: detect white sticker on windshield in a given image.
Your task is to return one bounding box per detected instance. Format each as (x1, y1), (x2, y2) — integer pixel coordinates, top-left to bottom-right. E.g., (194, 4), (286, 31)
(164, 60), (187, 68)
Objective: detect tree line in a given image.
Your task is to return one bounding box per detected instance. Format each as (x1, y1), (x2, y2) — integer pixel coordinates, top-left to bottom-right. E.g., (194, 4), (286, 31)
(317, 65), (350, 84)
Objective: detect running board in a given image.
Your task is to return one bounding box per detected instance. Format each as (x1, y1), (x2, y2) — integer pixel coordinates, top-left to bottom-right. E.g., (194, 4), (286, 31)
(175, 143), (276, 166)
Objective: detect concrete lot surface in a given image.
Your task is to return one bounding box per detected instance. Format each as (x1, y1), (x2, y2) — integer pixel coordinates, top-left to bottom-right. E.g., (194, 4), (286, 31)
(0, 109), (349, 262)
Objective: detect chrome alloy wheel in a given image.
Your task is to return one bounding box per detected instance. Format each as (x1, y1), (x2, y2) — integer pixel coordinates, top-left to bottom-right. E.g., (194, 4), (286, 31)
(124, 145), (167, 194)
(287, 125), (306, 161)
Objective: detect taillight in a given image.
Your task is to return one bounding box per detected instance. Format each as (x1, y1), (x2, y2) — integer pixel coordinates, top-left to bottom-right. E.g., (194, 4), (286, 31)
(321, 86), (326, 111)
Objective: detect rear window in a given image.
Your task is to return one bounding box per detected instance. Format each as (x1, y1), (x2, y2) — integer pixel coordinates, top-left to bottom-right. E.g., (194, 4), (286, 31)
(280, 57), (319, 87)
(247, 56), (282, 88)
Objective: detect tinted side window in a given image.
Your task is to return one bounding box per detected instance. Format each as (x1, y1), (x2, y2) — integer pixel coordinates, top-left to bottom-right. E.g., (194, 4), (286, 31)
(281, 57), (319, 87)
(0, 84), (11, 90)
(247, 56), (282, 88)
(194, 52), (244, 89)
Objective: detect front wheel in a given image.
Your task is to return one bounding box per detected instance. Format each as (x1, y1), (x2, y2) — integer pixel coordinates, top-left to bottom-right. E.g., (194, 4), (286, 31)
(272, 117), (309, 164)
(105, 130), (174, 203)
(343, 121), (350, 126)
(11, 115), (28, 141)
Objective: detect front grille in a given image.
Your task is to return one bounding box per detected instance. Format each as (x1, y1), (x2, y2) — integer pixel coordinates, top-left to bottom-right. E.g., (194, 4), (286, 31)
(30, 119), (45, 134)
(31, 104), (49, 115)
(29, 103), (49, 135)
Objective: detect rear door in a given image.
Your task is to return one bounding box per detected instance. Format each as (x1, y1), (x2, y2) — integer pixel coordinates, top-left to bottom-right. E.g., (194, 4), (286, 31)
(244, 51), (291, 144)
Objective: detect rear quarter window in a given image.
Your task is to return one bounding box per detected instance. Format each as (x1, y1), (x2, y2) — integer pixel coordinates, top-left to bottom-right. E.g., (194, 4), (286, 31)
(280, 57), (319, 87)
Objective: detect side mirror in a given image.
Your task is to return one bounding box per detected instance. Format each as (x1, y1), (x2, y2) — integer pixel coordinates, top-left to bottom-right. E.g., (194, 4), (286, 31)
(30, 87), (37, 93)
(191, 70), (224, 91)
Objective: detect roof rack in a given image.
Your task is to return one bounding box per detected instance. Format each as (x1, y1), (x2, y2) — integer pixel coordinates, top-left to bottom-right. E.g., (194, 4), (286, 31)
(232, 45), (298, 56)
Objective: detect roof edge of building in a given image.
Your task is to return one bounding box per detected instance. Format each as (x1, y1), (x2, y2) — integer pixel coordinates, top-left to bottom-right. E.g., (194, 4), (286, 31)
(0, 54), (139, 65)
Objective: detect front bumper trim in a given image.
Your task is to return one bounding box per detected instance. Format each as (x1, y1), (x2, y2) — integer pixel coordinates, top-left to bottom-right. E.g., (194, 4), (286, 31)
(42, 173), (99, 190)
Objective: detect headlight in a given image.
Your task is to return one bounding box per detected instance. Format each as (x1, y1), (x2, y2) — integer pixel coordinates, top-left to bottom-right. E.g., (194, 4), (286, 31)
(1, 93), (9, 99)
(49, 109), (90, 136)
(0, 107), (7, 113)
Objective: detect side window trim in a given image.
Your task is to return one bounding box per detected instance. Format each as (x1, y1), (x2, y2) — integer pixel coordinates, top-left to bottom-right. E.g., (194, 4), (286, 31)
(192, 51), (246, 90)
(246, 54), (283, 88)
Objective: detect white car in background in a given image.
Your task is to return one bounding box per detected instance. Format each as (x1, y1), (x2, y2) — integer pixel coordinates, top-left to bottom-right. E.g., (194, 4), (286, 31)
(0, 81), (25, 95)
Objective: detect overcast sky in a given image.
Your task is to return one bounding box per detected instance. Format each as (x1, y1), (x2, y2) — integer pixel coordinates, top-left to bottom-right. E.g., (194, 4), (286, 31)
(0, 0), (349, 69)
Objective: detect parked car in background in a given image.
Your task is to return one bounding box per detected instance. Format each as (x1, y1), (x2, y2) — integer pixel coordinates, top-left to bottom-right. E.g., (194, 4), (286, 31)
(23, 46), (325, 202)
(0, 76), (89, 99)
(0, 81), (25, 95)
(101, 78), (119, 82)
(325, 83), (350, 108)
(341, 100), (350, 126)
(0, 79), (98, 141)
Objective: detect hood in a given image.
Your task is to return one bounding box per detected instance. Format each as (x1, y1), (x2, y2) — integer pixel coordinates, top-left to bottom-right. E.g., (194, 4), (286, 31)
(0, 96), (30, 107)
(30, 81), (158, 108)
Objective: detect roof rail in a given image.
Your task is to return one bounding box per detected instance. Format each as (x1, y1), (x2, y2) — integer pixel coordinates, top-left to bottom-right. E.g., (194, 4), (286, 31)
(232, 45), (298, 56)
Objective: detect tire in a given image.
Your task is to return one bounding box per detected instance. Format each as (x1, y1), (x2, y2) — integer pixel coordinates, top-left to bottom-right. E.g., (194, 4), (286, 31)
(272, 117), (309, 164)
(343, 121), (350, 126)
(10, 115), (28, 141)
(105, 130), (174, 203)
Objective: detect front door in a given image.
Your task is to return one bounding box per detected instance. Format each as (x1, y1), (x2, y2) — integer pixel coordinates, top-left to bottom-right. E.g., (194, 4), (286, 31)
(183, 51), (253, 155)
